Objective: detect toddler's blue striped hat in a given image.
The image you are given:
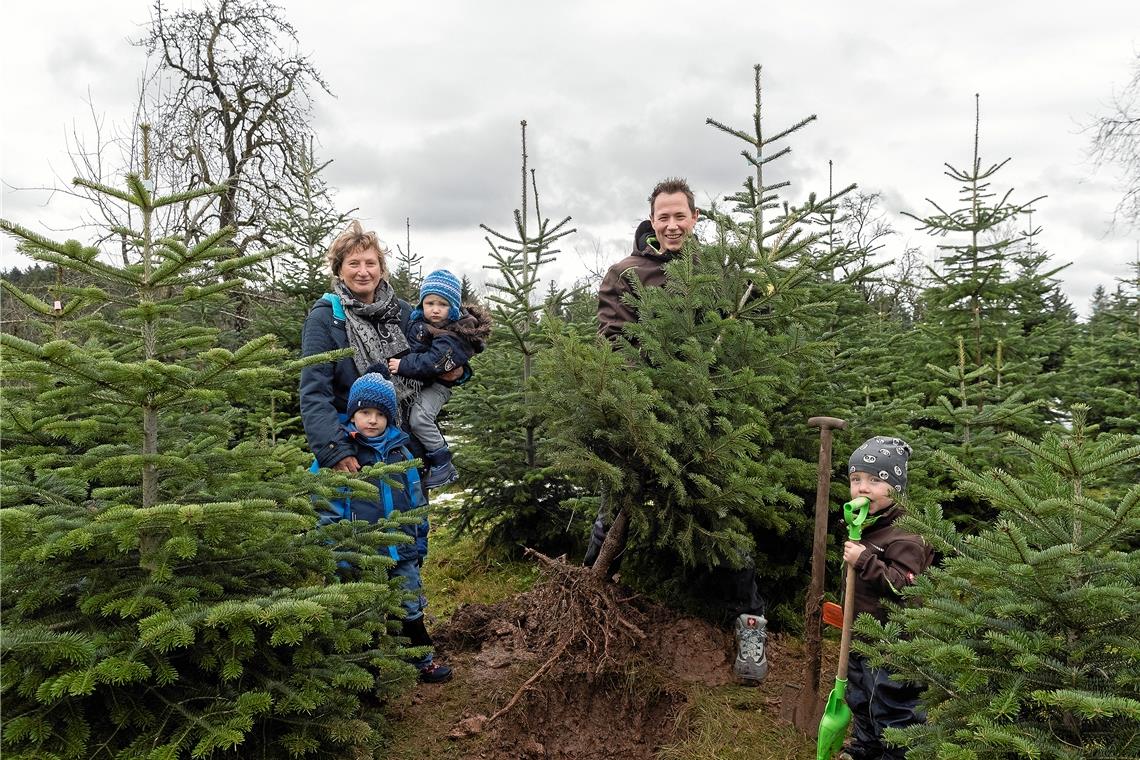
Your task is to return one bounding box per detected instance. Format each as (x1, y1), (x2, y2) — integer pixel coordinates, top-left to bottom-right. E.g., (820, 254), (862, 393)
(418, 269), (462, 321)
(347, 372), (398, 424)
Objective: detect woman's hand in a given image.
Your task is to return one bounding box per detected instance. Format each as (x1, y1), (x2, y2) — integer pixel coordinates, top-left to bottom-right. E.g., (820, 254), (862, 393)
(843, 540), (866, 566)
(387, 358), (401, 374)
(440, 365), (464, 382)
(332, 456), (361, 473)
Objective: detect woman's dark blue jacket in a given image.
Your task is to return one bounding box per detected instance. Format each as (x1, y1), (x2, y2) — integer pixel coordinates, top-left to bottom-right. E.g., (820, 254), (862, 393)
(299, 294), (413, 467)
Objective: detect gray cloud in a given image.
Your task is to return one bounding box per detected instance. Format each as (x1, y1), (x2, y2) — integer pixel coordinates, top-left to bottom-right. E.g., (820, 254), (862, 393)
(323, 118), (519, 232)
(5, 0), (1140, 318)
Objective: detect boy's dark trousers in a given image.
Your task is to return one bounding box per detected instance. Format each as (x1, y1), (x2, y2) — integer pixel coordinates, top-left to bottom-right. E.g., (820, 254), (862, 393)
(844, 651), (924, 759)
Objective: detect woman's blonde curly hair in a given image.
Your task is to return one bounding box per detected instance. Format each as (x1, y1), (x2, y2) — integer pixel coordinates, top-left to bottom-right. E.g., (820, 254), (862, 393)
(326, 220), (390, 280)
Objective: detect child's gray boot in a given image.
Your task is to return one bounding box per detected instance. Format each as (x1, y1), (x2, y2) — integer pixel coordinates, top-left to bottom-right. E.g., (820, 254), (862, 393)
(733, 613), (768, 684)
(423, 446), (459, 489)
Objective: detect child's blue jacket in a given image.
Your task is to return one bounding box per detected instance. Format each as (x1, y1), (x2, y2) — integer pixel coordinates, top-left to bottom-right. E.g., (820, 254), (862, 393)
(395, 304), (492, 386)
(315, 424), (429, 561)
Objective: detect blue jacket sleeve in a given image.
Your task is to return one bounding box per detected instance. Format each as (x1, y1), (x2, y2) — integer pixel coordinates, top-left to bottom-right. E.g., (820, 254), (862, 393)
(299, 303), (356, 468)
(396, 333), (472, 381)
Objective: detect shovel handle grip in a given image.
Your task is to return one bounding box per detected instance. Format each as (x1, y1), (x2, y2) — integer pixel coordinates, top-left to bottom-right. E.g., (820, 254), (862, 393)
(843, 497), (874, 541)
(808, 416), (847, 430)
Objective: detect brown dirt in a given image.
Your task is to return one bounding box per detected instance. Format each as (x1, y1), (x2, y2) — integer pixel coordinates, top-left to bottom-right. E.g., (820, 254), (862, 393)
(392, 557), (835, 759)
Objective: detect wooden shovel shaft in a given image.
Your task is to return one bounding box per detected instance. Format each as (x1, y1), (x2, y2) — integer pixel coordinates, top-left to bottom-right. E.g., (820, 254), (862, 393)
(837, 560), (857, 679)
(804, 416), (846, 697)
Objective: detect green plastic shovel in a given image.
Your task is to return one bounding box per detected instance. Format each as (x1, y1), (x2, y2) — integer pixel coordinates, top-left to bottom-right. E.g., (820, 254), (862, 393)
(816, 496), (876, 760)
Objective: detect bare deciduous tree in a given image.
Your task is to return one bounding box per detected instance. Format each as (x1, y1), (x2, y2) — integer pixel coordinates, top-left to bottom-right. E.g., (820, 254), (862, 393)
(1091, 52), (1140, 227)
(141, 0), (331, 253)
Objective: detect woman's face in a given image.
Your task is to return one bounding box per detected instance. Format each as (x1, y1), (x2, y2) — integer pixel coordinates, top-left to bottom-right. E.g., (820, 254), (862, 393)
(340, 247), (384, 303)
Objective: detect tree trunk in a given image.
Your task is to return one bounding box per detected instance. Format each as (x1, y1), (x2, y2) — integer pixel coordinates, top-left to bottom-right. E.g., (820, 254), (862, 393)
(590, 508), (628, 581)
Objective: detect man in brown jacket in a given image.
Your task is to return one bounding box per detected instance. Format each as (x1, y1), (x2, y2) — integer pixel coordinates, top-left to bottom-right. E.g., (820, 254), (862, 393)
(596, 177), (700, 341)
(587, 178), (770, 686)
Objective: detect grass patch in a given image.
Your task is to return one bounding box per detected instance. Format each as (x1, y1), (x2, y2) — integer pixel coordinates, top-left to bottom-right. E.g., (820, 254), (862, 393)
(657, 685), (816, 759)
(421, 523), (540, 622)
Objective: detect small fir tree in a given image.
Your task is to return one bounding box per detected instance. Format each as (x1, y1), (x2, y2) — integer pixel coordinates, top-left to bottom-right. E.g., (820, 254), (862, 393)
(388, 217), (424, 304)
(1063, 256), (1140, 440)
(895, 96), (1068, 522)
(0, 128), (419, 759)
(859, 407), (1140, 758)
(443, 120), (585, 554)
(905, 96), (1046, 373)
(257, 134), (355, 352)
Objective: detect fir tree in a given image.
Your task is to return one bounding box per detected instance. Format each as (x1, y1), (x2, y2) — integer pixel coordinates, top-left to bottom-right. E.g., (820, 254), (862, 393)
(257, 135), (354, 352)
(897, 96), (1067, 523)
(459, 273), (480, 305)
(1007, 215), (1077, 384)
(859, 407), (1140, 758)
(906, 96), (1046, 372)
(0, 128), (420, 758)
(536, 66), (854, 625)
(1063, 255), (1140, 440)
(388, 217), (424, 304)
(443, 120), (584, 554)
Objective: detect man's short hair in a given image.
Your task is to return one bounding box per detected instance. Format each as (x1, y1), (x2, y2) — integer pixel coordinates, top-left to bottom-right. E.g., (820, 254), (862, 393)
(649, 177), (696, 214)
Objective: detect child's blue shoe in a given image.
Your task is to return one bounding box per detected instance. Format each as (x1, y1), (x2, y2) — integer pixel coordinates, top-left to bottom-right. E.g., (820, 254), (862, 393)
(424, 447), (459, 489)
(418, 661), (453, 684)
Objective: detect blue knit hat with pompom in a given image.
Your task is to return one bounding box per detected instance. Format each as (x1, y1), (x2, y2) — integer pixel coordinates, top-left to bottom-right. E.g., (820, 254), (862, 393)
(415, 269), (462, 322)
(347, 372), (398, 423)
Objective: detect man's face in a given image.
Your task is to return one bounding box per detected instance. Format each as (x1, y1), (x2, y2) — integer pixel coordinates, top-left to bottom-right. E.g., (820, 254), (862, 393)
(650, 192), (699, 253)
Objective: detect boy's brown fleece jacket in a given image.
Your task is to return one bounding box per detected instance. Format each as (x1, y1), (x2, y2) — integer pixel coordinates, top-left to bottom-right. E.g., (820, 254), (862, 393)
(850, 504), (934, 623)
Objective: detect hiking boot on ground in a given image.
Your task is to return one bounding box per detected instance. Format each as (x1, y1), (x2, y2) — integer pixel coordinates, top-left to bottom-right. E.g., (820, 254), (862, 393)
(418, 661), (453, 684)
(733, 612), (768, 684)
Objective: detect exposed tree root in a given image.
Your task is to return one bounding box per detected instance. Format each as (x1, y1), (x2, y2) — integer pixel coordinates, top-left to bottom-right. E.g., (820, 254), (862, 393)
(483, 547), (647, 726)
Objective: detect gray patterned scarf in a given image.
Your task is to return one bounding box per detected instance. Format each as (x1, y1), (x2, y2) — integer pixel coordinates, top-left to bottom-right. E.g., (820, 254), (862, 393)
(333, 279), (422, 413)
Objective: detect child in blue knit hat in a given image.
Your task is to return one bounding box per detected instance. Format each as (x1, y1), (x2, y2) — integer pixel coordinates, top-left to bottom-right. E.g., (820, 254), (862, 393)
(321, 372), (453, 683)
(387, 269), (492, 489)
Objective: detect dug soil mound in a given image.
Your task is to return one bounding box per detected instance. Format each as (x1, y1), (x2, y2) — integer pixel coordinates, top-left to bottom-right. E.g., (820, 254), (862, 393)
(406, 556), (820, 759)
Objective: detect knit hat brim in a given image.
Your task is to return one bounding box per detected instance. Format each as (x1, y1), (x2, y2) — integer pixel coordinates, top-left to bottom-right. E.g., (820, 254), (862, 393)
(347, 372), (399, 422)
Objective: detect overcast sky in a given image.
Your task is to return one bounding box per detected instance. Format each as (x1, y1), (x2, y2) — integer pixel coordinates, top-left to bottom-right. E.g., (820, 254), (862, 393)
(2, 1), (1138, 316)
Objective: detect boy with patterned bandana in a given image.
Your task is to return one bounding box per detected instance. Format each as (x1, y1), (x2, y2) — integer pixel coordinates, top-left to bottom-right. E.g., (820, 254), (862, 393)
(840, 436), (933, 759)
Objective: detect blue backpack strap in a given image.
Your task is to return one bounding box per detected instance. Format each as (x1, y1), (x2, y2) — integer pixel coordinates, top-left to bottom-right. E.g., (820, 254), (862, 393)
(400, 446), (426, 507)
(321, 292), (346, 321)
(380, 479), (399, 560)
(310, 456), (351, 520)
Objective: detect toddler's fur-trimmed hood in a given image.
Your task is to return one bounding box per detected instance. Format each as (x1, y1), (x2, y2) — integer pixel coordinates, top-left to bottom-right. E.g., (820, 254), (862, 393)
(424, 302), (493, 351)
